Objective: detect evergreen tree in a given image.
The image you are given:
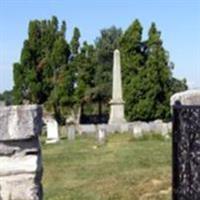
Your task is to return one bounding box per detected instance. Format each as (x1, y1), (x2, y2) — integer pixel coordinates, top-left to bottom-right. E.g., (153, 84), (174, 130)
(74, 42), (96, 106)
(120, 19), (145, 121)
(0, 90), (13, 105)
(46, 36), (72, 123)
(13, 16), (72, 112)
(140, 23), (172, 120)
(13, 16), (187, 123)
(70, 27), (81, 56)
(13, 63), (25, 104)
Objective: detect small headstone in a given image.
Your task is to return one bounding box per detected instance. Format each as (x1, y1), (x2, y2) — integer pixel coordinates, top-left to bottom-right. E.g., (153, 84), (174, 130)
(132, 126), (143, 138)
(97, 127), (106, 144)
(66, 117), (76, 141)
(45, 117), (59, 144)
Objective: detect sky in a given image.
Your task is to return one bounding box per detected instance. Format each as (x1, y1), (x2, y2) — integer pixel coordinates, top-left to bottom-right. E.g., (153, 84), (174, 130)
(0, 0), (199, 93)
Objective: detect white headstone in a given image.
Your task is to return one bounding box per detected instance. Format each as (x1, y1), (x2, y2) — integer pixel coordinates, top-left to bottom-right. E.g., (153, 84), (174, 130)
(97, 127), (106, 144)
(45, 117), (59, 144)
(109, 49), (126, 124)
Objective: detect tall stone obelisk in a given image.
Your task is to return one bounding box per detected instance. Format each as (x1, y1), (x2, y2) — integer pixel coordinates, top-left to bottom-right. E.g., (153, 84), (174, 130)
(109, 49), (126, 124)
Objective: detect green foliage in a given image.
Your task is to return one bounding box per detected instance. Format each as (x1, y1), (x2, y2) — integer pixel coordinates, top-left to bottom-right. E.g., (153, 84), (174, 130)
(121, 20), (187, 121)
(0, 90), (13, 105)
(73, 42), (95, 102)
(70, 27), (81, 55)
(120, 19), (146, 121)
(93, 27), (122, 115)
(13, 16), (187, 123)
(13, 16), (74, 122)
(42, 134), (171, 200)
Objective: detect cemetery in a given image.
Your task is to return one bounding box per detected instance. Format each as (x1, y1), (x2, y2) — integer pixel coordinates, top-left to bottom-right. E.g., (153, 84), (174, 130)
(0, 1), (199, 200)
(0, 46), (200, 199)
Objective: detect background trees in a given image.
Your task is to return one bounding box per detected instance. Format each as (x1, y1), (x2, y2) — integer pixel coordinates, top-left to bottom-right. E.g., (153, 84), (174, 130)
(0, 90), (13, 105)
(12, 16), (187, 123)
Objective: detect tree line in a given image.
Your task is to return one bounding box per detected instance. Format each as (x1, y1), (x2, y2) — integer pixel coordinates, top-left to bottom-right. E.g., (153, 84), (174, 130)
(12, 16), (187, 124)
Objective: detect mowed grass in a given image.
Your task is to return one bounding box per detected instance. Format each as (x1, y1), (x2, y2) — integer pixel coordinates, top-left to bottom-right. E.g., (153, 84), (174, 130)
(42, 134), (172, 200)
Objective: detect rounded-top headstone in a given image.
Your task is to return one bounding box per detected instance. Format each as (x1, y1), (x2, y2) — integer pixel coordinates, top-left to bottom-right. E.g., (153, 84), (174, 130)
(170, 89), (200, 106)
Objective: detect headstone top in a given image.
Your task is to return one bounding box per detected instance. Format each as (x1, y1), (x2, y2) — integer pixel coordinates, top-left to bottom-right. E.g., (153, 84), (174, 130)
(171, 89), (200, 106)
(0, 105), (43, 141)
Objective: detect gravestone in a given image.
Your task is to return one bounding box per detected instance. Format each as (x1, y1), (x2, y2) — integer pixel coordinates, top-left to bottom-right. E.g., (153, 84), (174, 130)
(171, 89), (200, 105)
(97, 126), (106, 144)
(171, 89), (200, 199)
(66, 117), (76, 141)
(109, 49), (126, 124)
(45, 117), (59, 144)
(0, 105), (43, 200)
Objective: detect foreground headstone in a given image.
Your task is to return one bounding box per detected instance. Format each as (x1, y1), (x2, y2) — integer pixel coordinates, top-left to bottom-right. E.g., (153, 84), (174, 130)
(109, 49), (126, 124)
(171, 89), (200, 105)
(172, 94), (200, 199)
(0, 105), (43, 200)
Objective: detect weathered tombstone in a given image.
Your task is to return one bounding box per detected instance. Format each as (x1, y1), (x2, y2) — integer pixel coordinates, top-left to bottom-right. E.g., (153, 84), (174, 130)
(97, 126), (106, 144)
(0, 105), (43, 200)
(109, 49), (126, 124)
(171, 89), (200, 106)
(66, 117), (76, 141)
(44, 116), (59, 144)
(171, 89), (200, 199)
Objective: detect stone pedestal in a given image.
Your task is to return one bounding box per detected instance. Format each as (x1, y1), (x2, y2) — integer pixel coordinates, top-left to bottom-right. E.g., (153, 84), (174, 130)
(109, 49), (126, 124)
(0, 105), (43, 200)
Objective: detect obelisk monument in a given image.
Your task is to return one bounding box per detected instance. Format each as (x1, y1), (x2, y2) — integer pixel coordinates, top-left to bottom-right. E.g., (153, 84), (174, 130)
(109, 49), (126, 124)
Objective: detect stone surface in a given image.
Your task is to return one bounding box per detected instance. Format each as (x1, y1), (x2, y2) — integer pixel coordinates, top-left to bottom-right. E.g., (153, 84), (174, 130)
(44, 117), (59, 144)
(0, 105), (43, 200)
(66, 117), (76, 141)
(109, 49), (126, 124)
(105, 124), (120, 133)
(132, 122), (150, 137)
(0, 105), (42, 141)
(0, 174), (42, 200)
(67, 125), (76, 141)
(97, 126), (106, 144)
(170, 89), (200, 106)
(0, 155), (41, 176)
(0, 138), (40, 156)
(78, 120), (171, 137)
(132, 120), (172, 138)
(78, 124), (97, 135)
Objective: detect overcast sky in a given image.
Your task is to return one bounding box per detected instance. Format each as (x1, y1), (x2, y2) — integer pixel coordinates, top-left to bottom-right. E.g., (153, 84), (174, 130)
(0, 0), (199, 93)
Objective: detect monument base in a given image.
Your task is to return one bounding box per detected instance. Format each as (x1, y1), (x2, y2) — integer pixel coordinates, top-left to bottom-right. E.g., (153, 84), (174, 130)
(109, 101), (126, 124)
(46, 138), (59, 144)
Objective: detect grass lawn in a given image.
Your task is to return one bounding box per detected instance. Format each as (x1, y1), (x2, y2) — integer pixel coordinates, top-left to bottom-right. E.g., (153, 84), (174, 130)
(42, 134), (172, 200)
